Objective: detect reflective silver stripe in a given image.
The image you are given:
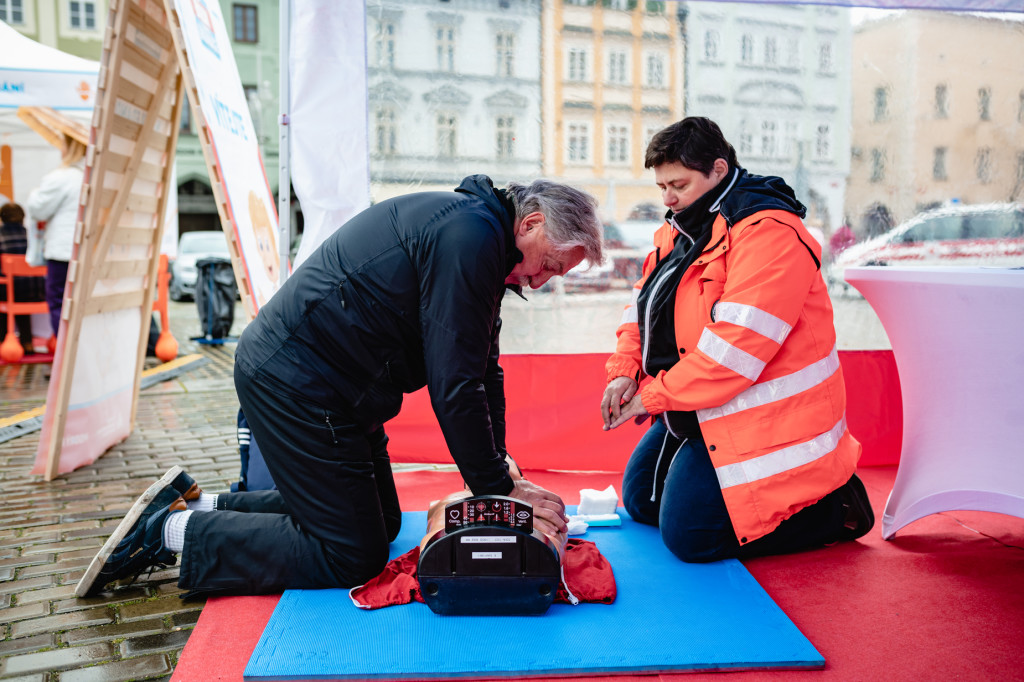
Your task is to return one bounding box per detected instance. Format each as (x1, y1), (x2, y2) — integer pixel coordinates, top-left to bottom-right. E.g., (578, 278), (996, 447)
(697, 346), (840, 422)
(713, 301), (791, 345)
(714, 417), (848, 489)
(620, 288), (640, 326)
(696, 328), (765, 382)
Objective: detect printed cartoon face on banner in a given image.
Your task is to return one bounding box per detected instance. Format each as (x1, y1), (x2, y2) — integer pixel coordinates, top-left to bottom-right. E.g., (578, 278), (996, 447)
(174, 0), (279, 308)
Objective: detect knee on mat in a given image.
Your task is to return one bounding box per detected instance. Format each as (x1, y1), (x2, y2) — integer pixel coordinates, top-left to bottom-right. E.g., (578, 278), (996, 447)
(327, 542), (390, 586)
(622, 486), (658, 527)
(661, 524), (730, 564)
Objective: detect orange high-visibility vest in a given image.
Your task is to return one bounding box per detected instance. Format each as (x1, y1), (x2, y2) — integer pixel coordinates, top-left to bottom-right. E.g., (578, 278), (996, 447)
(607, 209), (861, 544)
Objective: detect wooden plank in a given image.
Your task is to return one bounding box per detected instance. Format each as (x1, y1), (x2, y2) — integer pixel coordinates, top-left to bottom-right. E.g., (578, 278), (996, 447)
(41, 0), (181, 480)
(93, 259), (153, 280)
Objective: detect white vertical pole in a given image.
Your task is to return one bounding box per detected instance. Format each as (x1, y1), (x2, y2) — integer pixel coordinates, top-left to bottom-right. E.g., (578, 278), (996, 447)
(277, 0), (291, 287)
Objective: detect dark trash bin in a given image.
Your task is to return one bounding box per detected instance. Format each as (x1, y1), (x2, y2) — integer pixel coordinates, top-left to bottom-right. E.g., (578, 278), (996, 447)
(194, 257), (237, 342)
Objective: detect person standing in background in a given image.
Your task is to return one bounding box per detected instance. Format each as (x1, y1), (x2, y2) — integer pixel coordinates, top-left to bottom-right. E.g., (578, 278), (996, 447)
(0, 202), (46, 355)
(27, 134), (86, 336)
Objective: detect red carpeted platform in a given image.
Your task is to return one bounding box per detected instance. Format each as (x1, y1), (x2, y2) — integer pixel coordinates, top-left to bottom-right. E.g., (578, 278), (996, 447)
(172, 466), (1024, 682)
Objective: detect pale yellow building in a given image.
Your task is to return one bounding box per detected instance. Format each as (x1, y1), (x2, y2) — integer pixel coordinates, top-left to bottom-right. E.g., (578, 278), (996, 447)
(846, 12), (1024, 237)
(542, 0), (685, 223)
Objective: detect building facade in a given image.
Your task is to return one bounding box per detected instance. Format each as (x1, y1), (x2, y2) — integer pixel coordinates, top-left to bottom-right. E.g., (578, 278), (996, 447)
(542, 0), (684, 223)
(683, 0), (851, 232)
(1, 0), (106, 59)
(366, 0), (543, 203)
(846, 12), (1024, 237)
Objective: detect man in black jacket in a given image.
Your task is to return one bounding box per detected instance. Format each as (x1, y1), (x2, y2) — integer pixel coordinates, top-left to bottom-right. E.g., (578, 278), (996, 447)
(78, 175), (603, 597)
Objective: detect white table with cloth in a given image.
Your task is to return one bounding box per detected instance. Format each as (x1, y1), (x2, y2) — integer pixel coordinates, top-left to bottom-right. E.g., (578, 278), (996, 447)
(844, 266), (1024, 539)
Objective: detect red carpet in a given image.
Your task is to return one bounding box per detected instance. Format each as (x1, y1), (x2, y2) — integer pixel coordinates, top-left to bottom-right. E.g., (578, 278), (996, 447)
(172, 466), (1024, 682)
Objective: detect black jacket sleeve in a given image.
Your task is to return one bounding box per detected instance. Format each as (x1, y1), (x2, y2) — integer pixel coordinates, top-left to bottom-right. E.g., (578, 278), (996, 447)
(418, 212), (514, 496)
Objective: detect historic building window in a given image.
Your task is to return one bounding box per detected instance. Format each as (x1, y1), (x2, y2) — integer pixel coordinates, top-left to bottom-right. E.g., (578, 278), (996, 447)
(496, 32), (514, 77)
(978, 87), (992, 121)
(976, 147), (992, 183)
(740, 34), (754, 64)
(934, 84), (949, 119)
(933, 147), (948, 181)
(374, 20), (396, 70)
(870, 148), (886, 182)
(607, 124), (629, 164)
(567, 122), (591, 163)
(436, 113), (457, 157)
(645, 53), (665, 88)
(232, 4), (257, 43)
(607, 50), (628, 85)
(496, 116), (515, 160)
(704, 30), (719, 62)
(0, 0), (24, 24)
(873, 87), (889, 122)
(568, 47), (590, 82)
(815, 124), (831, 160)
(760, 120), (777, 158)
(375, 109), (397, 157)
(764, 37), (778, 66)
(69, 1), (97, 30)
(436, 25), (455, 72)
(818, 41), (832, 73)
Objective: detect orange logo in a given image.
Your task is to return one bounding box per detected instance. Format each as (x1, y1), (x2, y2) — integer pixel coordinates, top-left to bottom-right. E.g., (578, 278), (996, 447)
(77, 81), (91, 101)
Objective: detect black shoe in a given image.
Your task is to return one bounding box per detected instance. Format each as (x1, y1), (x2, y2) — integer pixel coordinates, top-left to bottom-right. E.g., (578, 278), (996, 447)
(837, 473), (875, 542)
(76, 470), (192, 598)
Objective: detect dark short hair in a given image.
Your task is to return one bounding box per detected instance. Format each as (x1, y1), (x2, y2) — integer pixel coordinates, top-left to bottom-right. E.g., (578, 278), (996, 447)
(0, 202), (24, 224)
(644, 117), (739, 174)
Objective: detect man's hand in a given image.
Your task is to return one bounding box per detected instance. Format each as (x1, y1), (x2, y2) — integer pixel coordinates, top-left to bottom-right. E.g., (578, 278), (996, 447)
(601, 376), (641, 430)
(508, 480), (568, 537)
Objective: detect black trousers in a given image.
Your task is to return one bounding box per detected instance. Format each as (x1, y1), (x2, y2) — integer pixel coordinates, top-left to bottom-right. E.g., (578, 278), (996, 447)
(177, 367), (402, 594)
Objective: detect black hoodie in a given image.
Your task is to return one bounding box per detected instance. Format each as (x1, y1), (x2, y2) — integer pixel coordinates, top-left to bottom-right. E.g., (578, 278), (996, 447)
(235, 175), (520, 495)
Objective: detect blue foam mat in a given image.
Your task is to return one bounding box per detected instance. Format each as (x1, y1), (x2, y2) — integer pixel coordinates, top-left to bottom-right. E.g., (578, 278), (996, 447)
(245, 508), (822, 680)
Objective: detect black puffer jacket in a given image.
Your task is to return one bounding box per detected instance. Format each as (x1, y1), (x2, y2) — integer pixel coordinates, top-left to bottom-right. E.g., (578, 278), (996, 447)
(235, 175), (521, 495)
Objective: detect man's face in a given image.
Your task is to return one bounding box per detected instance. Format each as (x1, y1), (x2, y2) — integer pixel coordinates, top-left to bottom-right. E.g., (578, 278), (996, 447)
(506, 212), (585, 290)
(654, 159), (728, 213)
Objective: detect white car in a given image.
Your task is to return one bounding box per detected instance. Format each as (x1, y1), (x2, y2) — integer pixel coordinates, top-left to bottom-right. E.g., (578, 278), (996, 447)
(829, 203), (1024, 295)
(169, 231), (232, 301)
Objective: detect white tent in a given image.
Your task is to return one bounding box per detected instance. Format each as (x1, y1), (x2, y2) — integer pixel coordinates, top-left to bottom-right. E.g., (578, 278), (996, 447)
(0, 20), (99, 114)
(0, 21), (176, 254)
(0, 21), (98, 206)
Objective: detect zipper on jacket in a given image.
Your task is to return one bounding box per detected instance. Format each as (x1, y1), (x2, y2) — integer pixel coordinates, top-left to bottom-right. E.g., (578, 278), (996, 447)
(325, 412), (338, 444)
(641, 262), (683, 376)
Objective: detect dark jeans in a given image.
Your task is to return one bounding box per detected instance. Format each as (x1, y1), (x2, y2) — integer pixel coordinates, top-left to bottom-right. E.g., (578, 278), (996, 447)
(177, 366), (402, 594)
(622, 419), (846, 563)
(45, 259), (69, 336)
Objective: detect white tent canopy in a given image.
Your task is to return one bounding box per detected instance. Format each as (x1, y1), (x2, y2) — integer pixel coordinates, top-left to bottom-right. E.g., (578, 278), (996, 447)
(0, 20), (99, 113)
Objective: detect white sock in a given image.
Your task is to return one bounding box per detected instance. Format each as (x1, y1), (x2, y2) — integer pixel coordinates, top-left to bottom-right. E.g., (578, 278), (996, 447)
(162, 509), (193, 553)
(186, 493), (218, 512)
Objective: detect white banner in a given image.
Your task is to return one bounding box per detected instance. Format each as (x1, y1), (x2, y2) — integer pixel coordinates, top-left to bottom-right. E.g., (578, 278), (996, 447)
(289, 1), (370, 269)
(172, 0), (280, 309)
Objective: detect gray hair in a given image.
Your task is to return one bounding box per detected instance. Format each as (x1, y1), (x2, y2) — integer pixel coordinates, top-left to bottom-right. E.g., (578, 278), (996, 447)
(506, 180), (604, 266)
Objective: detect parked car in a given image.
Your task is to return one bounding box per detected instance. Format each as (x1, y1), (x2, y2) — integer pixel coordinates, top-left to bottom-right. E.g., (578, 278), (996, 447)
(829, 203), (1024, 295)
(169, 230), (232, 301)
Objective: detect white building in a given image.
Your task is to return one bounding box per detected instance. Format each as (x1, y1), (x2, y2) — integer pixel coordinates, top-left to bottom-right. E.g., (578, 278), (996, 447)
(683, 1), (852, 231)
(365, 0), (543, 201)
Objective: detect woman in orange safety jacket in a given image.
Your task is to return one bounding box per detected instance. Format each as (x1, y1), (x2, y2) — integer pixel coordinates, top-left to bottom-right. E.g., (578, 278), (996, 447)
(601, 118), (874, 562)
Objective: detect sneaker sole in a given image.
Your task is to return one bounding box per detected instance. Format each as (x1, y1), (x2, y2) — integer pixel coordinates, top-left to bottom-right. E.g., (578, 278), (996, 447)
(76, 466), (184, 598)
